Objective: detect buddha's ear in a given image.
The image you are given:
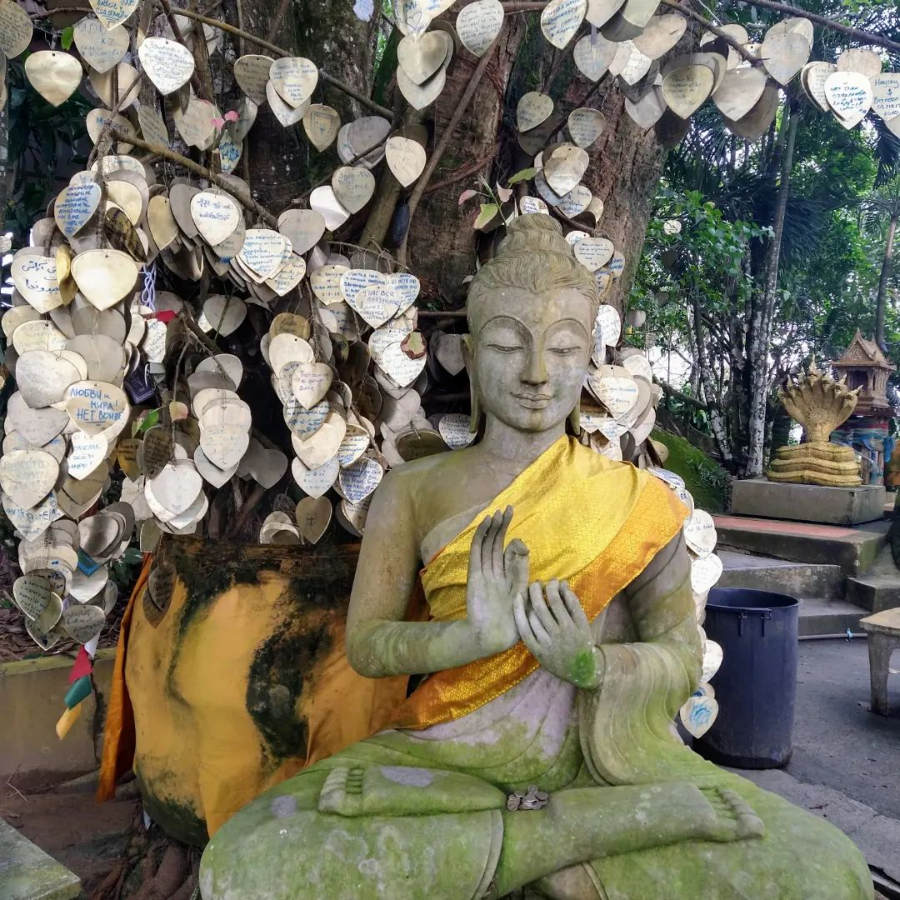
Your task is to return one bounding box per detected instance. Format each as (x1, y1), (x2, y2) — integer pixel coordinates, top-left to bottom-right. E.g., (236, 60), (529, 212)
(462, 334), (474, 369)
(462, 335), (483, 435)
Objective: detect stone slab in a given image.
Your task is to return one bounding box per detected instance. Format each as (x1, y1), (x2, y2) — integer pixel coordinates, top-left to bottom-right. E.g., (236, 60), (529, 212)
(848, 575), (900, 613)
(0, 650), (114, 780)
(796, 597), (867, 636)
(718, 550), (845, 600)
(0, 817), (81, 900)
(860, 607), (900, 635)
(731, 479), (887, 525)
(714, 515), (886, 576)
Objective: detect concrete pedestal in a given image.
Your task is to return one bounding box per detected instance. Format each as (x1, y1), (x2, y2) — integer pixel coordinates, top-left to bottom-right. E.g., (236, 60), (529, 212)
(730, 479), (886, 526)
(0, 818), (80, 899)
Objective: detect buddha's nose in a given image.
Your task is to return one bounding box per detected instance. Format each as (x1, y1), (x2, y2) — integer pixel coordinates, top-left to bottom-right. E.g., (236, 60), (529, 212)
(522, 349), (548, 385)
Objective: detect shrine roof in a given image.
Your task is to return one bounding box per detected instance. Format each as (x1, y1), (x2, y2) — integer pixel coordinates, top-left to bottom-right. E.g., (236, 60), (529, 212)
(831, 329), (896, 371)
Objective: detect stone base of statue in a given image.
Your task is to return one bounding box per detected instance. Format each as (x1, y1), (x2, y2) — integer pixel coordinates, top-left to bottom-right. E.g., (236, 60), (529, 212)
(766, 442), (862, 487)
(731, 478), (886, 525)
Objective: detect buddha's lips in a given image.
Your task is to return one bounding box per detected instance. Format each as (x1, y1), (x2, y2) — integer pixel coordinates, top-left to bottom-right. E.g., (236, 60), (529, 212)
(513, 393), (552, 408)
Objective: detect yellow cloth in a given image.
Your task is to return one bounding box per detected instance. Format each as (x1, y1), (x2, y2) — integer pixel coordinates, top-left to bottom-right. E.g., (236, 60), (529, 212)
(392, 436), (689, 729)
(98, 544), (406, 840)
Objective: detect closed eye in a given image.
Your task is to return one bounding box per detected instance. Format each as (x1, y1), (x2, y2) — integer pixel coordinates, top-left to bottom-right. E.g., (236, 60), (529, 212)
(487, 343), (523, 352)
(549, 346), (580, 355)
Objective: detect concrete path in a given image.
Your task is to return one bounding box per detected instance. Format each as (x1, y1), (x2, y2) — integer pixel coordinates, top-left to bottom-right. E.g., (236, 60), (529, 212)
(727, 639), (900, 890)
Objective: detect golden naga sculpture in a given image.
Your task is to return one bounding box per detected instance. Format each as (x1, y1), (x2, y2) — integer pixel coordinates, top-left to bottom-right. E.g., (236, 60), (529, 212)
(767, 359), (862, 487)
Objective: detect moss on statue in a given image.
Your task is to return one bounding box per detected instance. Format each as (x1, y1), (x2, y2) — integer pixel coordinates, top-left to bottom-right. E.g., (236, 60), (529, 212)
(652, 429), (729, 512)
(246, 618), (333, 762)
(168, 540), (273, 639)
(135, 770), (208, 847)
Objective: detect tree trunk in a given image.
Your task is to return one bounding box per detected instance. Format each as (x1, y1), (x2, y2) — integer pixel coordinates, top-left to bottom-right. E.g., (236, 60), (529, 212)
(240, 3), (383, 211)
(691, 287), (733, 464)
(406, 28), (666, 314)
(582, 95), (666, 316)
(875, 213), (897, 351)
(236, 10), (666, 320)
(744, 103), (800, 477)
(406, 21), (527, 305)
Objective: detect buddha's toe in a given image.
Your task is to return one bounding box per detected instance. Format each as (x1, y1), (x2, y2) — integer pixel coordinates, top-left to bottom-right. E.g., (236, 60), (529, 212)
(701, 787), (765, 841)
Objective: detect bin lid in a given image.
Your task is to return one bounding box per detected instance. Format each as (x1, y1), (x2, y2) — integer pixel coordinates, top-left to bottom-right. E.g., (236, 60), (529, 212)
(707, 586), (798, 612)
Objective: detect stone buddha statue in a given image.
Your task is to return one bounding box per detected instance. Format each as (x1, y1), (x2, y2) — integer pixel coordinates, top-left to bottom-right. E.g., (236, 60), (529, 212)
(200, 216), (871, 899)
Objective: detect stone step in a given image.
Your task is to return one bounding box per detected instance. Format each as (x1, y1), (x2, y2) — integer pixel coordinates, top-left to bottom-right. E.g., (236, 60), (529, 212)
(0, 817), (81, 900)
(846, 574), (900, 613)
(714, 515), (887, 576)
(718, 550), (845, 600)
(797, 598), (869, 637)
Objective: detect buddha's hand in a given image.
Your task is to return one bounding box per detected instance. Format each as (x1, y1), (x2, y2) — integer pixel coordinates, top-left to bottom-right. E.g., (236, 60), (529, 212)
(514, 580), (601, 689)
(466, 506), (530, 656)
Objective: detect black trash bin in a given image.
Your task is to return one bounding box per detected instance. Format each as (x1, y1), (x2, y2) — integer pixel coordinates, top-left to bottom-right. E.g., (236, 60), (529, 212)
(695, 587), (799, 769)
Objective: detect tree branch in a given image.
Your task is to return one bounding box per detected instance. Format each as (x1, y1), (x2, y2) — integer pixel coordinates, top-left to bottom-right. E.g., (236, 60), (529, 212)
(501, 0), (900, 57)
(398, 31), (505, 267)
(111, 129), (279, 225)
(654, 376), (709, 410)
(162, 7), (395, 118)
(659, 0), (759, 65)
(730, 0), (900, 56)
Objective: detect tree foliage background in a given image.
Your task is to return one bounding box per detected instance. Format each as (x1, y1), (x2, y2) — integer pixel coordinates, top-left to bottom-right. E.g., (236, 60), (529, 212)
(2, 0), (900, 480)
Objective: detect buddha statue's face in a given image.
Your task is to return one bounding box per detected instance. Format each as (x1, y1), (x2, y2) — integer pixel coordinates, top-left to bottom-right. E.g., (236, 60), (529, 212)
(468, 287), (594, 434)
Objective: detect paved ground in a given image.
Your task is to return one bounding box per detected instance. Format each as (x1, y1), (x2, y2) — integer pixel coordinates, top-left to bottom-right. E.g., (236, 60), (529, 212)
(789, 639), (899, 817)
(727, 638), (900, 888)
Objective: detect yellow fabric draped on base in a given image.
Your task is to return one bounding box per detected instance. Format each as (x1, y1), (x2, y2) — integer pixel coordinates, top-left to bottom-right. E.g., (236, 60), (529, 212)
(391, 436), (690, 730)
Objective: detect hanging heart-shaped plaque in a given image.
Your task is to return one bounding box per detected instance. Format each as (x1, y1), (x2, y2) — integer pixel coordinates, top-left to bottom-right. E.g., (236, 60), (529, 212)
(71, 249), (139, 310)
(385, 136), (427, 187)
(138, 36), (195, 95)
(88, 0), (139, 29)
(456, 0), (504, 57)
(25, 51), (83, 107)
(74, 17), (129, 72)
(269, 56), (319, 108)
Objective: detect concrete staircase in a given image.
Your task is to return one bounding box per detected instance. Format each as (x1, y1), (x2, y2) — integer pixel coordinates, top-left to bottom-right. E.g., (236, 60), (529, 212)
(846, 546), (900, 614)
(714, 515), (888, 575)
(714, 516), (897, 637)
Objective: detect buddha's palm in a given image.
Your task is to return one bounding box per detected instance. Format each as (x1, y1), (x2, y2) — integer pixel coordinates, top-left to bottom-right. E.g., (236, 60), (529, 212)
(466, 506), (530, 656)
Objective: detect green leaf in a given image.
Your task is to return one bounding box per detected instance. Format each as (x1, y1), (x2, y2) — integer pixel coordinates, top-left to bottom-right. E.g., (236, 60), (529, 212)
(507, 167), (537, 186)
(60, 26), (75, 51)
(135, 408), (160, 435)
(474, 202), (499, 230)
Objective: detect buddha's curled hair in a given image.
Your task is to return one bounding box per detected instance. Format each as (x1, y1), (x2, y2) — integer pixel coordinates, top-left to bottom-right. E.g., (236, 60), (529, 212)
(467, 214), (599, 330)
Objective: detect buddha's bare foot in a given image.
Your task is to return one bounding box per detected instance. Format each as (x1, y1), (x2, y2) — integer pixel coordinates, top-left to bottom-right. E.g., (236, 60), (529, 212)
(695, 786), (765, 842)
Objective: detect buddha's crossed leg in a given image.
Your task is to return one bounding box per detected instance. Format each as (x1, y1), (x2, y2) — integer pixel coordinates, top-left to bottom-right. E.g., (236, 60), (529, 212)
(489, 782), (763, 897)
(200, 766), (765, 900)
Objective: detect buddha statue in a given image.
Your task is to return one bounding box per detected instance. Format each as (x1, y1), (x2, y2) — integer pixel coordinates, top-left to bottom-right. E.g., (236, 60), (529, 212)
(200, 216), (871, 899)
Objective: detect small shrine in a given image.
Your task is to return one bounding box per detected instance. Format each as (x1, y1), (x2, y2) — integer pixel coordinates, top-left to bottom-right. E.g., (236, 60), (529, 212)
(830, 331), (896, 485)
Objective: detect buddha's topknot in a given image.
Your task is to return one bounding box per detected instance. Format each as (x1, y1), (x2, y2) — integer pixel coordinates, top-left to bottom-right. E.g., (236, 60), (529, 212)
(467, 214), (599, 331)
